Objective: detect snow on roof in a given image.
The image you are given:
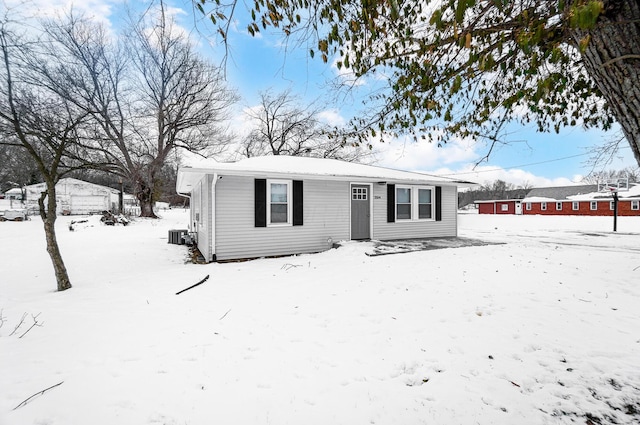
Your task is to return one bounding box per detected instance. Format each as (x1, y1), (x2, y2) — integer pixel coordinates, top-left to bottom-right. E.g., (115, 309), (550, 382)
(570, 183), (640, 200)
(4, 188), (22, 194)
(522, 183), (640, 202)
(522, 196), (559, 203)
(24, 178), (119, 194)
(474, 199), (522, 204)
(177, 156), (477, 193)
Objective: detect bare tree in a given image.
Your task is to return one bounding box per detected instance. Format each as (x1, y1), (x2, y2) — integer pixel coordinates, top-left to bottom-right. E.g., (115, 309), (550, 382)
(0, 143), (39, 192)
(481, 180), (515, 200)
(0, 22), (95, 291)
(240, 89), (373, 162)
(38, 6), (237, 217)
(583, 167), (640, 184)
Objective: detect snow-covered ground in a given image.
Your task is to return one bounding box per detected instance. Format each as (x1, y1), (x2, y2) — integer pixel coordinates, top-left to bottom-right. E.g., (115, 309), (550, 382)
(1, 210), (639, 425)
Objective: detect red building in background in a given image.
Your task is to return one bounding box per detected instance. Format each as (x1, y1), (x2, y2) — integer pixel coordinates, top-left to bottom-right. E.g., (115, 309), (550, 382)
(475, 184), (640, 216)
(475, 199), (522, 215)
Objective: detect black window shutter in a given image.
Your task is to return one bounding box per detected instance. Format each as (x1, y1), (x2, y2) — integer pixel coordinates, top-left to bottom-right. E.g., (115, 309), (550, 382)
(435, 186), (442, 221)
(293, 180), (303, 226)
(387, 184), (395, 222)
(255, 179), (266, 227)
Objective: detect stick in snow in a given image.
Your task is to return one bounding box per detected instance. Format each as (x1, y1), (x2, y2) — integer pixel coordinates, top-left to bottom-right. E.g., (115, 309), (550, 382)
(176, 275), (210, 295)
(13, 381), (64, 410)
(219, 309), (231, 320)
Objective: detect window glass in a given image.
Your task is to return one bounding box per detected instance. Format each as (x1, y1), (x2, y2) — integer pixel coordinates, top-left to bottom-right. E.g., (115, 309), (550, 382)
(632, 201), (639, 210)
(352, 187), (367, 200)
(572, 202), (579, 210)
(396, 188), (411, 219)
(270, 183), (288, 203)
(397, 204), (411, 219)
(418, 204), (432, 218)
(397, 188), (411, 203)
(270, 204), (288, 223)
(418, 189), (432, 219)
(418, 189), (431, 203)
(269, 182), (289, 224)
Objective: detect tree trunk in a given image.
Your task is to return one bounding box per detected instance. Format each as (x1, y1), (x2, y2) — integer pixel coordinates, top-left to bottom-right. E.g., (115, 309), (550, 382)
(136, 181), (158, 218)
(38, 186), (72, 291)
(573, 0), (640, 166)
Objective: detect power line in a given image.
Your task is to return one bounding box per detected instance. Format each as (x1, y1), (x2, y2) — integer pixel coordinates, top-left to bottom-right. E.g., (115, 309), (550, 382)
(441, 145), (631, 177)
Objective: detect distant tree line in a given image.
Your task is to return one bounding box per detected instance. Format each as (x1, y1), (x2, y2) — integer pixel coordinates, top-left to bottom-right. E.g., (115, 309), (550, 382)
(581, 167), (639, 185)
(458, 180), (531, 208)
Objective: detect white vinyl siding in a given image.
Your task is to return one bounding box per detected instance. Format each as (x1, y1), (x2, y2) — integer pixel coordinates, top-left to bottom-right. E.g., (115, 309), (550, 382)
(204, 176), (459, 261)
(191, 175), (214, 262)
(214, 176), (350, 261)
(374, 184), (457, 240)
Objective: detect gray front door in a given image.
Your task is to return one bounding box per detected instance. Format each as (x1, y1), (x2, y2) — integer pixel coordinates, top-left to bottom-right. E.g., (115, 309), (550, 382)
(351, 185), (370, 239)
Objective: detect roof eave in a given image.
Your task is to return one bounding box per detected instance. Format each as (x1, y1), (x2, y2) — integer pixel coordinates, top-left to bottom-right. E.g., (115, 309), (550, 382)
(176, 166), (475, 193)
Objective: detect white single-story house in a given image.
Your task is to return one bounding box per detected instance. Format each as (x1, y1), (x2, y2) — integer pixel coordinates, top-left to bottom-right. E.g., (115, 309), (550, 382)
(24, 178), (120, 215)
(176, 156), (476, 262)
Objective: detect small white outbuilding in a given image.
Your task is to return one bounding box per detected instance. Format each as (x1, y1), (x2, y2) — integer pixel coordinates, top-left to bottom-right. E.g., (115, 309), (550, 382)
(24, 178), (120, 215)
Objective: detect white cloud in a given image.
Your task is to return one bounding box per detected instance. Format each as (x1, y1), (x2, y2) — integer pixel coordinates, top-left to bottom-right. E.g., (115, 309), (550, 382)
(373, 133), (588, 188)
(374, 134), (477, 171)
(3, 0), (120, 26)
(317, 109), (346, 127)
(330, 56), (366, 87)
(431, 165), (581, 187)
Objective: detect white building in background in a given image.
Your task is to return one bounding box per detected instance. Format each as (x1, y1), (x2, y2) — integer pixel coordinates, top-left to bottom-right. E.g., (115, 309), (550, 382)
(24, 178), (120, 215)
(3, 187), (23, 200)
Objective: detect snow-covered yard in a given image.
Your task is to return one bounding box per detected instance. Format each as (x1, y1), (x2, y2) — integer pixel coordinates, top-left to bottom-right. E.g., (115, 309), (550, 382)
(1, 210), (639, 425)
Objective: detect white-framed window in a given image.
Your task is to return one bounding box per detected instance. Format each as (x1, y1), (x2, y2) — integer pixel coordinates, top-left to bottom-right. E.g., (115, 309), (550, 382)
(525, 202), (531, 211)
(352, 187), (367, 200)
(572, 201), (579, 211)
(396, 185), (434, 221)
(610, 201), (615, 211)
(632, 200), (639, 211)
(590, 201), (598, 210)
(556, 202), (562, 211)
(501, 204), (509, 212)
(396, 187), (412, 220)
(267, 180), (292, 226)
(541, 202), (547, 211)
(417, 188), (433, 219)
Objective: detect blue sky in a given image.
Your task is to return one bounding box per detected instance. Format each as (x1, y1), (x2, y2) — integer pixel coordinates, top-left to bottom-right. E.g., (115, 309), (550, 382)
(12, 0), (638, 187)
